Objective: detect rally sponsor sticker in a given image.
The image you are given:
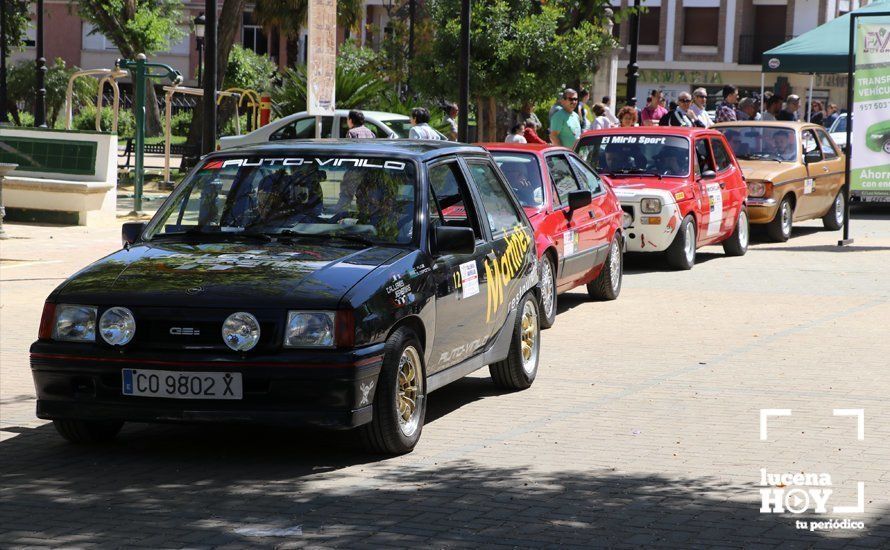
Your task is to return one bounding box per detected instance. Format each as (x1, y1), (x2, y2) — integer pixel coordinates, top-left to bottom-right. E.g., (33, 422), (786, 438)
(458, 261), (479, 298)
(804, 178), (815, 195)
(563, 230), (576, 256)
(706, 183), (724, 236)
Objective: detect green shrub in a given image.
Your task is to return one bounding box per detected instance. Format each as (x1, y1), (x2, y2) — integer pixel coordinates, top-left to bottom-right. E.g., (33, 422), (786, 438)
(72, 106), (135, 137)
(221, 113), (249, 137)
(8, 111), (34, 127)
(170, 110), (192, 136)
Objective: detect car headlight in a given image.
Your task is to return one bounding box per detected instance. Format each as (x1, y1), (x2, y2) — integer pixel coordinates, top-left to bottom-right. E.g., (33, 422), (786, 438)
(747, 181), (766, 197)
(622, 210), (633, 228)
(222, 312), (261, 351)
(284, 311), (335, 348)
(53, 304), (97, 342)
(640, 198), (662, 214)
(99, 307), (136, 346)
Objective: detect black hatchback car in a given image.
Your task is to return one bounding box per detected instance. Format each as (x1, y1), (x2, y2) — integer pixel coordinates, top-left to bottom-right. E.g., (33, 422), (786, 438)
(31, 141), (541, 454)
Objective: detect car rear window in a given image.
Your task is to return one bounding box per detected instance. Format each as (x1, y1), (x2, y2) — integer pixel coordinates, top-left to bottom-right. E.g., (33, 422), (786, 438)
(491, 152), (545, 208)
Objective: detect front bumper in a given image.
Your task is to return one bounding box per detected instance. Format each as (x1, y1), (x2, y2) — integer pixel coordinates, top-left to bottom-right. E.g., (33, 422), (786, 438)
(620, 201), (682, 253)
(747, 197), (779, 224)
(30, 341), (385, 429)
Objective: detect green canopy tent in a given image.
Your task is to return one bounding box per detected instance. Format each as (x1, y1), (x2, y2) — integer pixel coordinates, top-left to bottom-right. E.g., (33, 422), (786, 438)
(761, 0), (890, 74)
(759, 0), (890, 117)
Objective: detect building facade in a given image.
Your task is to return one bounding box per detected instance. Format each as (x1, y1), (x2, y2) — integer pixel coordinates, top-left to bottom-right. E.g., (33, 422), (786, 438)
(611, 0), (874, 110)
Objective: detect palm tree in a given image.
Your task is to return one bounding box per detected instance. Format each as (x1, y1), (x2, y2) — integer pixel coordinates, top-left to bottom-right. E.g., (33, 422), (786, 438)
(254, 0), (364, 42)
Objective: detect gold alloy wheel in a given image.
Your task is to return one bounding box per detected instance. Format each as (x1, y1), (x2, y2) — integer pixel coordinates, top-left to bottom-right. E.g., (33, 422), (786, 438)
(520, 299), (539, 375)
(397, 346), (421, 437)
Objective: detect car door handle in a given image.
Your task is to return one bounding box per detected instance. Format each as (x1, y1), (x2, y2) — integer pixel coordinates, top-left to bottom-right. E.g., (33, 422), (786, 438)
(588, 210), (595, 219)
(719, 182), (726, 189)
(822, 166), (829, 172)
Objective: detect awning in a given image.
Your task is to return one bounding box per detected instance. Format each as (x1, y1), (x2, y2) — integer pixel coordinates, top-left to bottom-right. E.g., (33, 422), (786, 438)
(762, 0), (890, 73)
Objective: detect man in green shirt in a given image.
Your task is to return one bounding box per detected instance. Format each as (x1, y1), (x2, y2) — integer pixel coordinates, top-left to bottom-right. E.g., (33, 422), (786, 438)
(549, 88), (582, 148)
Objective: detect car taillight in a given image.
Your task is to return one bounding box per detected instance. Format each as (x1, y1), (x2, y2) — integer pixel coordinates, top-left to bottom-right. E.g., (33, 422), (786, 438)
(335, 309), (355, 348)
(38, 302), (56, 340)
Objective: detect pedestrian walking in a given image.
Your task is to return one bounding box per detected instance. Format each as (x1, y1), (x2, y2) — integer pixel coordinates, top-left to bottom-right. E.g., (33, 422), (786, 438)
(602, 96), (619, 125)
(823, 103), (840, 128)
(522, 121), (546, 144)
(808, 100), (825, 126)
(715, 85), (739, 123)
(443, 103), (459, 141)
(549, 88), (582, 147)
(640, 89), (668, 126)
(576, 89), (592, 131)
(690, 87), (713, 127)
(505, 124), (527, 143)
(345, 110), (376, 139)
(408, 107), (443, 140)
(778, 95), (800, 121)
(761, 95), (783, 121)
(591, 103), (613, 129)
(617, 105), (638, 127)
(515, 102), (542, 131)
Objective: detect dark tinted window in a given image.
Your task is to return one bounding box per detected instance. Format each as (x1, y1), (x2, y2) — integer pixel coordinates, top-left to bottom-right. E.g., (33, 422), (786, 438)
(568, 155), (603, 194)
(466, 161), (524, 234)
(710, 138), (733, 172)
(546, 155), (580, 207)
(695, 139), (714, 173)
(492, 152), (545, 208)
(270, 116), (333, 140)
(428, 162), (482, 239)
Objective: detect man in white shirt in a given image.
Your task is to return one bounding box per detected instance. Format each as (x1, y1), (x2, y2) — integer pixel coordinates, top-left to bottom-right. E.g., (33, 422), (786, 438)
(689, 87), (713, 128)
(601, 96), (619, 125)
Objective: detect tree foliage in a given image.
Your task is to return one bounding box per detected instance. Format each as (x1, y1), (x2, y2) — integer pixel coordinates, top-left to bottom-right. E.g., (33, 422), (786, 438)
(253, 0), (363, 39)
(415, 0), (617, 140)
(7, 58), (97, 128)
(73, 0), (186, 135)
(270, 64), (392, 117)
(223, 44), (278, 91)
(2, 0), (30, 54)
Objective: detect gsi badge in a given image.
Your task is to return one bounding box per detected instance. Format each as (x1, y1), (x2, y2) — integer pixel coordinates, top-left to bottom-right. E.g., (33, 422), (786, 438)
(170, 327), (200, 336)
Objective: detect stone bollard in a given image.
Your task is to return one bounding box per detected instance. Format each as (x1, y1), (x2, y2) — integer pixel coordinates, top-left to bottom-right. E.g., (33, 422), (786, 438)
(0, 163), (18, 239)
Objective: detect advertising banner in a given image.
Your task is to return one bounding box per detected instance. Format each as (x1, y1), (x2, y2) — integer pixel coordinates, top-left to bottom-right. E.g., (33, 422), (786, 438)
(307, 0), (337, 117)
(851, 23), (890, 201)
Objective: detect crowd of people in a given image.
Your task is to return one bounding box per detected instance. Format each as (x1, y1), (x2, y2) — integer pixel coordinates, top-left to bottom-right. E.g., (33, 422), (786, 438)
(342, 83), (843, 147)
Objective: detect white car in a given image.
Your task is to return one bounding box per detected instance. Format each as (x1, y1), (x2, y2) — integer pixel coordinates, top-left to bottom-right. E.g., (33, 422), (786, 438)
(828, 113), (849, 151)
(218, 109), (446, 149)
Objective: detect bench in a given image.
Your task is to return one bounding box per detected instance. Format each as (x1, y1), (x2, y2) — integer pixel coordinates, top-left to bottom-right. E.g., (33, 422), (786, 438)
(0, 128), (117, 225)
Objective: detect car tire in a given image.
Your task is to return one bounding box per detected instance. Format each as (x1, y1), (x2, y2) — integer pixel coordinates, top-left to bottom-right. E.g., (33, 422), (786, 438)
(587, 235), (623, 301)
(53, 419), (123, 444)
(822, 189), (845, 231)
(665, 215), (696, 270)
(722, 207), (750, 257)
(359, 327), (426, 455)
(766, 196), (793, 242)
(489, 292), (540, 391)
(539, 255), (557, 329)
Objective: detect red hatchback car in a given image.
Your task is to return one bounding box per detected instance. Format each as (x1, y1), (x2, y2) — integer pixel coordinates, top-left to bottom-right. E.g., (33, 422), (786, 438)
(483, 144), (623, 328)
(575, 127), (749, 270)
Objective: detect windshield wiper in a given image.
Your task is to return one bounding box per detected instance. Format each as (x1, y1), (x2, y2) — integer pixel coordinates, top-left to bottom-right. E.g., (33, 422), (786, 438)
(274, 229), (378, 247)
(737, 153), (783, 163)
(612, 168), (663, 180)
(151, 228), (273, 242)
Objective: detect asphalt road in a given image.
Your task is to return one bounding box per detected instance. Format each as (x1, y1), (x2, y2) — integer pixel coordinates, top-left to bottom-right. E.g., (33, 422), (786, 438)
(1, 207), (889, 548)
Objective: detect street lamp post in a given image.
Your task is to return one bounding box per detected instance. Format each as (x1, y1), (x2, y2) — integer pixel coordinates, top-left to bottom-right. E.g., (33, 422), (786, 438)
(457, 0), (470, 142)
(35, 0), (47, 126)
(1, 0), (8, 124)
(625, 0), (640, 106)
(201, 0), (216, 155)
(194, 13), (205, 86)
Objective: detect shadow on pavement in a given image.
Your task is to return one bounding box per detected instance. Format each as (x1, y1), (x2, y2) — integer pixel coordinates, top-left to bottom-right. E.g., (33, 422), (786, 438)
(751, 245), (890, 253)
(0, 423), (886, 547)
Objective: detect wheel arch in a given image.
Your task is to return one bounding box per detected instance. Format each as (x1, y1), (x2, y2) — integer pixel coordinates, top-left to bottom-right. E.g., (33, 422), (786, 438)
(386, 315), (427, 358)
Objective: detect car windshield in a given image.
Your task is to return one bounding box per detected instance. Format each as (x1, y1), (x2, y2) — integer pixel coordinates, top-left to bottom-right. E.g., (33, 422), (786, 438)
(576, 134), (691, 177)
(146, 155), (417, 245)
(715, 127), (798, 162)
(491, 152), (545, 208)
(380, 119), (413, 138)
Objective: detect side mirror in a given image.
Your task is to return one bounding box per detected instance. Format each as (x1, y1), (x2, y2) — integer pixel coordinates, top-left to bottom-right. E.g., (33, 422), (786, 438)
(804, 150), (822, 164)
(567, 189), (592, 212)
(700, 170), (717, 180)
(432, 226), (476, 256)
(122, 222), (146, 247)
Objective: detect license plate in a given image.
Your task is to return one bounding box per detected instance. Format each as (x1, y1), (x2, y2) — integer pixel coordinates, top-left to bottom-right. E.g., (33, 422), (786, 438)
(122, 369), (242, 400)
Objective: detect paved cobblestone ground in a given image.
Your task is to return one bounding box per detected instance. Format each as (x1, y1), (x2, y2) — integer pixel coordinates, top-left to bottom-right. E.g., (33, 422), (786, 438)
(2, 208), (889, 548)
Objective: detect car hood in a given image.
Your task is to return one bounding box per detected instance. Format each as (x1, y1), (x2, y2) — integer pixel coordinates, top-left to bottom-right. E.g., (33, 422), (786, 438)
(605, 177), (692, 203)
(737, 161), (794, 183)
(52, 240), (404, 309)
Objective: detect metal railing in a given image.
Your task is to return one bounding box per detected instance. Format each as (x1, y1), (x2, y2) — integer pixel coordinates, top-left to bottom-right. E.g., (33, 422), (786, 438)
(737, 34), (795, 65)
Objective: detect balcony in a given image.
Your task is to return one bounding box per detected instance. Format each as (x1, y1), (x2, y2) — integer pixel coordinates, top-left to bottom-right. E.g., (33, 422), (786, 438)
(737, 34), (794, 66)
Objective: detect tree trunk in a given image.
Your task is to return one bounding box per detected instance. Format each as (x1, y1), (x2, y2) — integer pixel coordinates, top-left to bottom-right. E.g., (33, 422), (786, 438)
(185, 0), (247, 154)
(145, 84), (163, 136)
